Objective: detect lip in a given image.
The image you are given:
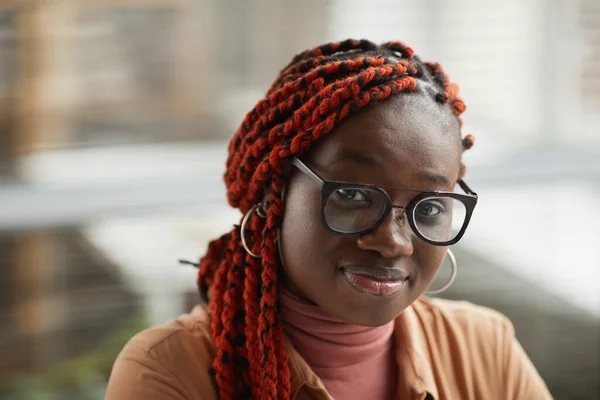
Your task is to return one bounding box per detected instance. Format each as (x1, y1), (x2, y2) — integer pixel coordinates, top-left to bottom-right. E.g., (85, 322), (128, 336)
(339, 265), (409, 297)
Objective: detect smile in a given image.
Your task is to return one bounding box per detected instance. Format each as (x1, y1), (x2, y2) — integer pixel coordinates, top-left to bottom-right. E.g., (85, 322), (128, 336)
(339, 265), (409, 297)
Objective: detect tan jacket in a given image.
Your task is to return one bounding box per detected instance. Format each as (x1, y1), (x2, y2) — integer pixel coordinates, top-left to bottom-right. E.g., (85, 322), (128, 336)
(105, 297), (552, 399)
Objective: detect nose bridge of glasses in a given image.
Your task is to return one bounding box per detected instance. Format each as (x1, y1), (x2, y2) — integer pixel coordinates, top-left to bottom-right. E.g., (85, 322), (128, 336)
(391, 204), (406, 213)
(379, 204), (410, 239)
(384, 184), (419, 205)
(390, 205), (407, 225)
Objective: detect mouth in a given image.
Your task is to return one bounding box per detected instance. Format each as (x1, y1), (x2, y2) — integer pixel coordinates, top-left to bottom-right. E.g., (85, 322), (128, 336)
(339, 265), (410, 297)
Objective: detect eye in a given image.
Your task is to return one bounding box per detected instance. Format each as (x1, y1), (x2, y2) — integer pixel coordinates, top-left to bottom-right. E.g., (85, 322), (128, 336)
(416, 200), (445, 217)
(334, 188), (371, 203)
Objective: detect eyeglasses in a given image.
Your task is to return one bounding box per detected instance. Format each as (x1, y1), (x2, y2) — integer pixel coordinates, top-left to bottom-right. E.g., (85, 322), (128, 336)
(292, 157), (478, 246)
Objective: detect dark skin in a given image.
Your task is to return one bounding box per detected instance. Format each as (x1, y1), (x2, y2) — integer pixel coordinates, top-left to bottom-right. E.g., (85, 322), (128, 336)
(278, 92), (463, 326)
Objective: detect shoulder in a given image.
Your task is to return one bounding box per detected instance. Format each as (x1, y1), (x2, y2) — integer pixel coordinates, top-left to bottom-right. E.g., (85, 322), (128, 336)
(121, 304), (215, 361)
(106, 305), (218, 400)
(405, 297), (552, 399)
(411, 296), (514, 338)
(408, 296), (515, 365)
(407, 298), (511, 391)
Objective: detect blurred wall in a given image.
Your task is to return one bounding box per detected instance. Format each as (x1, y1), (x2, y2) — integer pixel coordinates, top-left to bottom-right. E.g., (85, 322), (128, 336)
(0, 1), (598, 399)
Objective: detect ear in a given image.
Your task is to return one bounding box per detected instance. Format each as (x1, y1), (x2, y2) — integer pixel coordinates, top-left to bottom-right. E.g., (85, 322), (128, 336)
(282, 158), (293, 178)
(281, 159), (295, 201)
(262, 190), (272, 205)
(458, 162), (467, 180)
(261, 185), (287, 205)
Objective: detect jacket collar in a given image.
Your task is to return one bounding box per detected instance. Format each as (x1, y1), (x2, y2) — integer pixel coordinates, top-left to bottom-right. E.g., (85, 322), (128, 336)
(285, 299), (438, 400)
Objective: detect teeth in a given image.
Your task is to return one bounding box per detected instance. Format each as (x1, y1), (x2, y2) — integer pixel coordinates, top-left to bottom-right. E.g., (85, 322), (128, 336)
(339, 266), (407, 282)
(349, 271), (395, 281)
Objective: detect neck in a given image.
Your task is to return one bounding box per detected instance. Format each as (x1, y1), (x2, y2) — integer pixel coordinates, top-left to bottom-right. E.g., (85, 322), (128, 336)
(279, 285), (395, 368)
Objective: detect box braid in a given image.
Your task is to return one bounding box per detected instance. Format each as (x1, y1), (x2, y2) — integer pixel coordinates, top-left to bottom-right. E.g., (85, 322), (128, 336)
(197, 39), (474, 400)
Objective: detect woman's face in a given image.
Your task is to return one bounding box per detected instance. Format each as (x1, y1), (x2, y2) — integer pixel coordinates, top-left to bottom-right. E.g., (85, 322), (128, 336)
(279, 93), (462, 326)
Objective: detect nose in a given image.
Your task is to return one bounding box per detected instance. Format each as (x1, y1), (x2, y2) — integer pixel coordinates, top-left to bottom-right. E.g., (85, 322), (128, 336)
(356, 207), (414, 258)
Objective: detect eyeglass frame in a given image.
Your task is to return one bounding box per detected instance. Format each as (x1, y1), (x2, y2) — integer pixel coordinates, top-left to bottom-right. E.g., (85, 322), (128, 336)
(291, 157), (478, 246)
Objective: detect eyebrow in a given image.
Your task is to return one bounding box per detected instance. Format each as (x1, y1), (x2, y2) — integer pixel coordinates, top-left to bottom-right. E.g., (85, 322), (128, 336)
(335, 148), (452, 186)
(333, 148), (381, 166)
(418, 170), (452, 186)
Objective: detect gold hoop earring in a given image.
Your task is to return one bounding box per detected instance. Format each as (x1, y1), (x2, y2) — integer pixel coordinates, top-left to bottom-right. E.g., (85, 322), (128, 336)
(426, 249), (457, 294)
(240, 203), (266, 258)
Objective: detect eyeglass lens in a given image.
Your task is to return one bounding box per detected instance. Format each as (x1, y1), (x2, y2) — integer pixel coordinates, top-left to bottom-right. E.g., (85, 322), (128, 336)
(323, 187), (467, 243)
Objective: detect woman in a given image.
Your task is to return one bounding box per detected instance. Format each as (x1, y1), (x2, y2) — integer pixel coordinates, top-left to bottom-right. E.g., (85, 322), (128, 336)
(106, 39), (552, 399)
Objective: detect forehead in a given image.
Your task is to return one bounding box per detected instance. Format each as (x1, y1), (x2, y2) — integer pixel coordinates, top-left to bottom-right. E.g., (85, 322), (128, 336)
(308, 93), (462, 189)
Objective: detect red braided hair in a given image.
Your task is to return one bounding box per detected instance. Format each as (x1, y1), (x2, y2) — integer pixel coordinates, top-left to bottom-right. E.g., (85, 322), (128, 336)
(197, 39), (473, 399)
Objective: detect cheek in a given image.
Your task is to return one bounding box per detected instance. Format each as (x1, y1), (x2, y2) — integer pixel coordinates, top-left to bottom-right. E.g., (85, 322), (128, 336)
(279, 177), (328, 278)
(279, 174), (354, 300)
(414, 242), (447, 283)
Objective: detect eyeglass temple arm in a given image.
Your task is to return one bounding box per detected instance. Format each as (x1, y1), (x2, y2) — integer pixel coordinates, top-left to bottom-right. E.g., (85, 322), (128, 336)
(458, 179), (477, 196)
(291, 157), (324, 185)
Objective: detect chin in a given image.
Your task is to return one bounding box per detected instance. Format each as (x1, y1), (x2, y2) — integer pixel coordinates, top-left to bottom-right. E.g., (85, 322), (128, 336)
(325, 273), (416, 326)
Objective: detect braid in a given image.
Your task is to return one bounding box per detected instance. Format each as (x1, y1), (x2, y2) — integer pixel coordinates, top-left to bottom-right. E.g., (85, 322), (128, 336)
(197, 39), (473, 399)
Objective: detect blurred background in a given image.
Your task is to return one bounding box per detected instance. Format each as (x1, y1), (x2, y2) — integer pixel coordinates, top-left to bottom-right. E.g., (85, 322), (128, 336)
(0, 0), (598, 399)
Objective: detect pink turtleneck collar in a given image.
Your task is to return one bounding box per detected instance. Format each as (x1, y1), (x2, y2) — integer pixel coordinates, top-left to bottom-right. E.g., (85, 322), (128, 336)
(279, 286), (397, 400)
